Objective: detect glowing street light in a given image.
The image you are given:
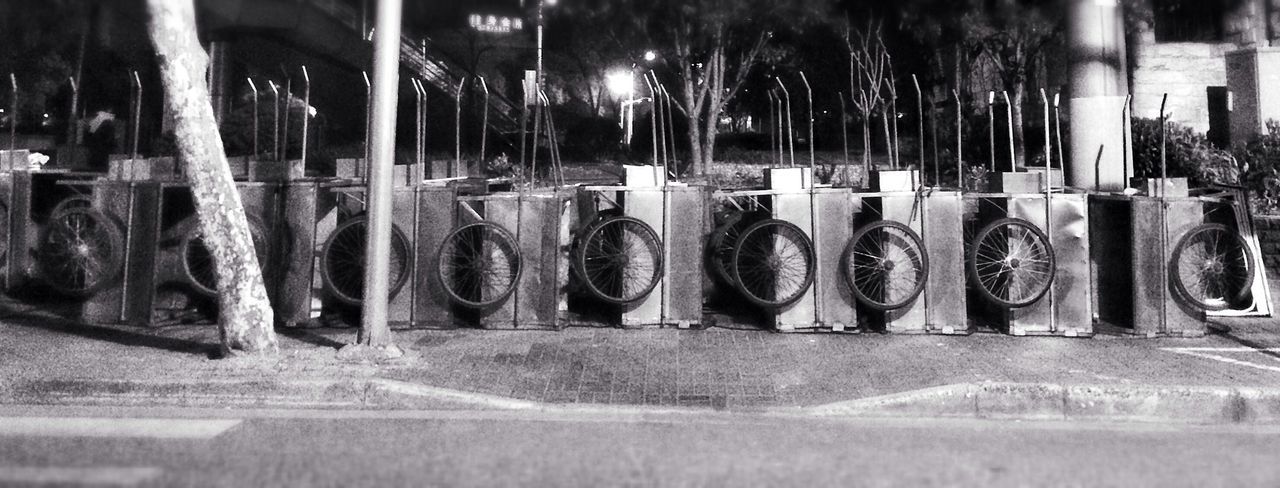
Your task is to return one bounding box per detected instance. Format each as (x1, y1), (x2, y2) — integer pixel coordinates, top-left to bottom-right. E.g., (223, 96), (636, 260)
(644, 50), (657, 62)
(606, 71), (635, 97)
(606, 70), (643, 145)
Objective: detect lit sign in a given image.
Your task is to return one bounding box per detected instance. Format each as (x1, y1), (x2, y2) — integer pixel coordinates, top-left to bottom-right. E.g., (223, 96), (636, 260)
(469, 14), (524, 33)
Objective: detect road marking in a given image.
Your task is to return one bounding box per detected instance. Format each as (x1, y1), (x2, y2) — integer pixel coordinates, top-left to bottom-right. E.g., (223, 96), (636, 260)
(1161, 347), (1280, 352)
(0, 466), (162, 485)
(0, 417), (240, 439)
(1162, 348), (1280, 374)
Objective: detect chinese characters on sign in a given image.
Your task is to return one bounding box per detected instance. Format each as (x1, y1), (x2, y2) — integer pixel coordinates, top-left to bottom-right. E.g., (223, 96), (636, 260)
(468, 14), (524, 34)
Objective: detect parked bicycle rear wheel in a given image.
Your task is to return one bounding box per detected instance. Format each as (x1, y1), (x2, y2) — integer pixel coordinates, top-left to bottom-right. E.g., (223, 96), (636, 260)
(576, 216), (664, 305)
(320, 216), (411, 306)
(843, 220), (929, 311)
(181, 216), (270, 297)
(967, 218), (1055, 308)
(37, 207), (126, 296)
(730, 219), (815, 309)
(438, 221), (522, 309)
(1171, 223), (1255, 311)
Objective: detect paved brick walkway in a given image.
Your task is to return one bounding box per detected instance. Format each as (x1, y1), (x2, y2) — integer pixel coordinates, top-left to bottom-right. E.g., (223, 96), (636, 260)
(2, 296), (1280, 409)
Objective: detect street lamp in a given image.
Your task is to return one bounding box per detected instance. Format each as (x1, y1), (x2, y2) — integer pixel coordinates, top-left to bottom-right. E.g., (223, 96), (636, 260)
(643, 50), (657, 62)
(606, 70), (637, 145)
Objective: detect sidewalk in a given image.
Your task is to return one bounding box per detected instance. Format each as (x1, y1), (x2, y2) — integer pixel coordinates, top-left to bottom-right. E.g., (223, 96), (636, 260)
(1, 294), (1278, 420)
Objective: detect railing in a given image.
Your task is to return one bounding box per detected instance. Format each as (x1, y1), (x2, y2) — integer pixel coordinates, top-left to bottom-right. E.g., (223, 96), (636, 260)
(304, 0), (523, 138)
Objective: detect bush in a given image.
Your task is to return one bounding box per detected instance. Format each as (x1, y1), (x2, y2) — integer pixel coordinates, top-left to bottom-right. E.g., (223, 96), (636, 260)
(1236, 120), (1280, 214)
(1131, 117), (1238, 186)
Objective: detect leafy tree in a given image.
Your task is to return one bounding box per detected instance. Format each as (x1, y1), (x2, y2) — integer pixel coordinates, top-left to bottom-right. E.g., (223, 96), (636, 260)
(0, 0), (88, 135)
(899, 0), (1062, 168)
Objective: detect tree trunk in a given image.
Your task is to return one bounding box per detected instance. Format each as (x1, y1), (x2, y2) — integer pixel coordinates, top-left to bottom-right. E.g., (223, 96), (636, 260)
(1010, 82), (1027, 168)
(145, 0), (278, 356)
(685, 115), (704, 176)
(702, 112), (718, 170)
(881, 112), (892, 169)
(861, 119), (871, 181)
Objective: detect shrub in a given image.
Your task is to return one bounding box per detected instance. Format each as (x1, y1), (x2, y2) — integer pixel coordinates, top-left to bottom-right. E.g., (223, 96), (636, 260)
(1235, 120), (1280, 214)
(1130, 117), (1239, 186)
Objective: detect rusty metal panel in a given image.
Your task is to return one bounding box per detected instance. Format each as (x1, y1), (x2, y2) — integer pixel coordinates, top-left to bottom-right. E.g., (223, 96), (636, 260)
(879, 193), (927, 332)
(1131, 197), (1206, 336)
(621, 189), (665, 327)
(80, 182), (140, 325)
(663, 186), (708, 327)
(8, 172), (31, 289)
(1008, 194), (1093, 336)
(813, 188), (856, 330)
(921, 191), (968, 334)
(1051, 194), (1093, 336)
(770, 191), (817, 330)
(386, 187), (418, 327)
(276, 181), (333, 327)
(411, 186), (457, 328)
(0, 172), (12, 291)
(520, 193), (568, 329)
(480, 195), (520, 328)
(122, 183), (162, 326)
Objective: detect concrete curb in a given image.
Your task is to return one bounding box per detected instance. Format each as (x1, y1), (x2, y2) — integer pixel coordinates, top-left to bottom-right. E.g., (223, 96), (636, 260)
(5, 378), (1280, 424)
(803, 382), (1280, 424)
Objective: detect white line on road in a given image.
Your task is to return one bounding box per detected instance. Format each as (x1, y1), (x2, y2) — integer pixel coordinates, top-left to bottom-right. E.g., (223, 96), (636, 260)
(1161, 347), (1280, 352)
(1161, 348), (1280, 374)
(0, 417), (241, 439)
(0, 466), (162, 485)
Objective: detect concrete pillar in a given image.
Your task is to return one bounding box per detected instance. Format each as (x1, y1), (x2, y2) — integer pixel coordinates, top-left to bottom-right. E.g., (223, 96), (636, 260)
(1067, 0), (1132, 191)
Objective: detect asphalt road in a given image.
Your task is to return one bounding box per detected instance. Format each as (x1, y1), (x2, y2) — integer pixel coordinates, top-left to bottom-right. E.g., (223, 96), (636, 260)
(0, 405), (1277, 487)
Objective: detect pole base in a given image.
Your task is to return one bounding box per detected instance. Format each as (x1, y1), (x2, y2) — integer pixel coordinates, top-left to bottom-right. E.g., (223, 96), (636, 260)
(337, 343), (406, 362)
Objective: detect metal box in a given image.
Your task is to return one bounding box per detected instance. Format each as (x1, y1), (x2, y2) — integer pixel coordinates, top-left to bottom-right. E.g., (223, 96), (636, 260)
(854, 191), (967, 334)
(613, 185), (709, 328)
(764, 167), (813, 190)
(970, 193), (1093, 336)
(1129, 177), (1189, 198)
(812, 188), (857, 331)
(1090, 194), (1208, 336)
(871, 170), (919, 192)
(0, 150), (30, 172)
(988, 172), (1042, 194)
(470, 190), (571, 329)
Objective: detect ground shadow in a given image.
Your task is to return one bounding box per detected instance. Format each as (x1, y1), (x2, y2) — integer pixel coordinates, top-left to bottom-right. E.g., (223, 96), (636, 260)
(1207, 321), (1280, 361)
(276, 327), (346, 350)
(0, 300), (221, 359)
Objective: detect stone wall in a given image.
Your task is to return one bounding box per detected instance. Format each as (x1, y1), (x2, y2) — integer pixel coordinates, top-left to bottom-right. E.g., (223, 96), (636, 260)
(1131, 41), (1231, 132)
(1254, 215), (1280, 277)
(1128, 0), (1269, 132)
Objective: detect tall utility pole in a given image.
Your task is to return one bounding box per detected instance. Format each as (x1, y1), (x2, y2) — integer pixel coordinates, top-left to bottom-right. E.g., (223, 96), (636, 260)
(352, 0), (404, 357)
(1066, 0), (1129, 191)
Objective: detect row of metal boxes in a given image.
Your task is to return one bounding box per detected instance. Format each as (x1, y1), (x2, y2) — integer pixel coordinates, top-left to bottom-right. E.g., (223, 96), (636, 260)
(313, 182), (710, 330)
(0, 153), (1247, 336)
(703, 185), (1092, 336)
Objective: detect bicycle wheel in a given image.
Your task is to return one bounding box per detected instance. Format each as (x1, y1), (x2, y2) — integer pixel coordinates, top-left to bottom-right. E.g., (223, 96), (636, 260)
(967, 217), (1055, 308)
(843, 220), (930, 311)
(437, 221), (522, 308)
(707, 213), (745, 287)
(1171, 223), (1255, 311)
(36, 207), (125, 296)
(180, 216), (270, 297)
(731, 219), (815, 309)
(576, 216), (664, 305)
(49, 195), (92, 219)
(320, 216), (411, 306)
